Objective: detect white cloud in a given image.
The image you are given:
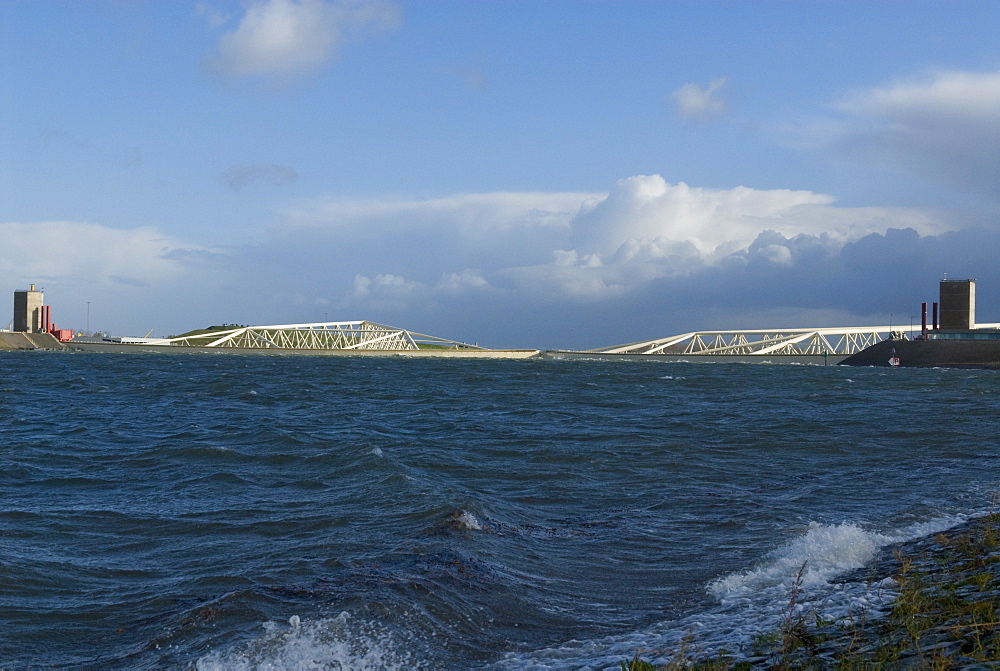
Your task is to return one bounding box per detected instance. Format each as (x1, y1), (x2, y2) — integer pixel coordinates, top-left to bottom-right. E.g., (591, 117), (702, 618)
(0, 221), (208, 285)
(671, 77), (728, 121)
(572, 174), (836, 258)
(351, 272), (420, 298)
(832, 69), (1000, 202)
(274, 191), (596, 279)
(350, 269), (489, 299)
(0, 221), (228, 334)
(281, 191), (591, 239)
(439, 269), (488, 293)
(206, 0), (401, 81)
(344, 269), (491, 315)
(753, 242), (792, 266)
(3, 176), (974, 347)
(845, 70), (1000, 122)
(282, 177), (901, 271)
(269, 175), (954, 310)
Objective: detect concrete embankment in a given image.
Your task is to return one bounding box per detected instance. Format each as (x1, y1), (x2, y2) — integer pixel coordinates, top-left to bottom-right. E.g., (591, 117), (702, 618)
(839, 337), (1000, 368)
(0, 332), (67, 351)
(540, 350), (848, 365)
(66, 341), (541, 358)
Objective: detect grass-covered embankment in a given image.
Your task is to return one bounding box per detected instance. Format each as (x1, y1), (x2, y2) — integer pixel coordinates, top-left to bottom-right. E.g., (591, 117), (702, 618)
(624, 513), (1000, 669)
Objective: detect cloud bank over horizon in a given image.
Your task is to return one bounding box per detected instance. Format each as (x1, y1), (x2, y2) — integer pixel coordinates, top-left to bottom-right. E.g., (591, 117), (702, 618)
(2, 171), (986, 348)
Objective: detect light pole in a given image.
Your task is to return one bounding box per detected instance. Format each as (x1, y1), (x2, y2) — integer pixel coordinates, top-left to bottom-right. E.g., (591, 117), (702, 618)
(86, 302), (91, 333)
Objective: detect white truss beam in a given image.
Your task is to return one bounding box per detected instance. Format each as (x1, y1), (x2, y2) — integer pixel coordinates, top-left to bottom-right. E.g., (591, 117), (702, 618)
(590, 325), (925, 356)
(160, 321), (480, 351)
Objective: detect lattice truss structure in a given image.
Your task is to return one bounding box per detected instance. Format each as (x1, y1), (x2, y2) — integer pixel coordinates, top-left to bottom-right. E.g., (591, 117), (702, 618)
(161, 321), (482, 351)
(592, 326), (923, 356)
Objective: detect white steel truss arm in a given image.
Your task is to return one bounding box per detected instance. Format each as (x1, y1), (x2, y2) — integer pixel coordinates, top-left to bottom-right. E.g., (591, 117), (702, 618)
(591, 325), (920, 356)
(160, 321), (480, 351)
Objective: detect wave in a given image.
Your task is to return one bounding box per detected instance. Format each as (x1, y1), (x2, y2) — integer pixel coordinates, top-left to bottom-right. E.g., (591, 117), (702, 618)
(485, 513), (969, 669)
(190, 514), (971, 670)
(195, 612), (425, 671)
(708, 522), (893, 598)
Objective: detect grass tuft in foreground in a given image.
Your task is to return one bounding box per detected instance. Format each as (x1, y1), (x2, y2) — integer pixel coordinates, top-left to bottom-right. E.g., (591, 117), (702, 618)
(622, 513), (1000, 669)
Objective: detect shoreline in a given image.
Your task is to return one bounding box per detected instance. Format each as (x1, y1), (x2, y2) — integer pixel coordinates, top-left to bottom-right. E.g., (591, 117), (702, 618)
(765, 514), (999, 668)
(632, 513), (1000, 669)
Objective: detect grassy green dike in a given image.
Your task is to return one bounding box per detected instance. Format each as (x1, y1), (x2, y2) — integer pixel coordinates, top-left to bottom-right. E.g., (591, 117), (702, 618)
(623, 513), (1000, 669)
(166, 325), (245, 346)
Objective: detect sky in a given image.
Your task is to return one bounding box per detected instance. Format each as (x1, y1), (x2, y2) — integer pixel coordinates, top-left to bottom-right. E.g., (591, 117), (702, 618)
(2, 0), (1000, 349)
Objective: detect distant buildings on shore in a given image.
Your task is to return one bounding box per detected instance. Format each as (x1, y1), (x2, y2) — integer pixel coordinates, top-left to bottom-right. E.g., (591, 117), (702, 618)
(10, 285), (74, 342)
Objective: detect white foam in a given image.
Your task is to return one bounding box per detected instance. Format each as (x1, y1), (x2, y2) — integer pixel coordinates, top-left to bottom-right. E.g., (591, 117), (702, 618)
(196, 612), (421, 671)
(710, 513), (969, 603)
(893, 515), (968, 541)
(197, 516), (974, 670)
(492, 514), (970, 669)
(455, 510), (482, 531)
(709, 522), (891, 599)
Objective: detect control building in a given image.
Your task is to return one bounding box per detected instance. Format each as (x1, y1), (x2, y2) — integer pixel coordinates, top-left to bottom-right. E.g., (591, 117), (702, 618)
(938, 278), (976, 330)
(13, 285), (44, 333)
(841, 277), (1000, 368)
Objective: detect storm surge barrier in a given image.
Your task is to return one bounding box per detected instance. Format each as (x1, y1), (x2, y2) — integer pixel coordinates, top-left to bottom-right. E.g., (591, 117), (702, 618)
(161, 321), (483, 351)
(589, 326), (923, 357)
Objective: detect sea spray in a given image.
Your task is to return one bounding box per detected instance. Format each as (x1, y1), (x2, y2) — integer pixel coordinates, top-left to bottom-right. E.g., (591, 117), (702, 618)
(490, 515), (971, 668)
(196, 613), (423, 671)
(709, 522), (892, 598)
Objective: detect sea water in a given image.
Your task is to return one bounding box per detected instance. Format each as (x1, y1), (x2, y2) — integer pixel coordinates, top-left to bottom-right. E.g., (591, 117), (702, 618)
(0, 352), (996, 668)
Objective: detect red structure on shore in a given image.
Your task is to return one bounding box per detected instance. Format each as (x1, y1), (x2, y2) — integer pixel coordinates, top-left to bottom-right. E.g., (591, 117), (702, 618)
(12, 285), (74, 342)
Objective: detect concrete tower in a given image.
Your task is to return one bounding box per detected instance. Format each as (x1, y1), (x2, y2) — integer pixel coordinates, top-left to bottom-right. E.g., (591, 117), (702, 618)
(13, 285), (44, 333)
(939, 278), (976, 331)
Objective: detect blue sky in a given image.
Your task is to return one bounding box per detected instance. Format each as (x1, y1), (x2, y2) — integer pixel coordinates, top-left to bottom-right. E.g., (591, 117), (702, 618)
(2, 0), (1000, 348)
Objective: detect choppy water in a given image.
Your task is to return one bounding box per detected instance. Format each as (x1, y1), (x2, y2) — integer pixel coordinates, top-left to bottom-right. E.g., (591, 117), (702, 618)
(1, 352), (998, 668)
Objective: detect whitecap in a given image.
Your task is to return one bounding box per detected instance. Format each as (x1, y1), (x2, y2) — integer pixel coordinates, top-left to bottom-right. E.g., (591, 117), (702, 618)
(452, 510), (483, 531)
(708, 522), (891, 599)
(492, 514), (970, 669)
(196, 612), (421, 671)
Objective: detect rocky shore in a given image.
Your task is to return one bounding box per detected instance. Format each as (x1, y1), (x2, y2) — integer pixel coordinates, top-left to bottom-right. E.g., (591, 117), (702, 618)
(762, 513), (1000, 668)
(628, 513), (1000, 669)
